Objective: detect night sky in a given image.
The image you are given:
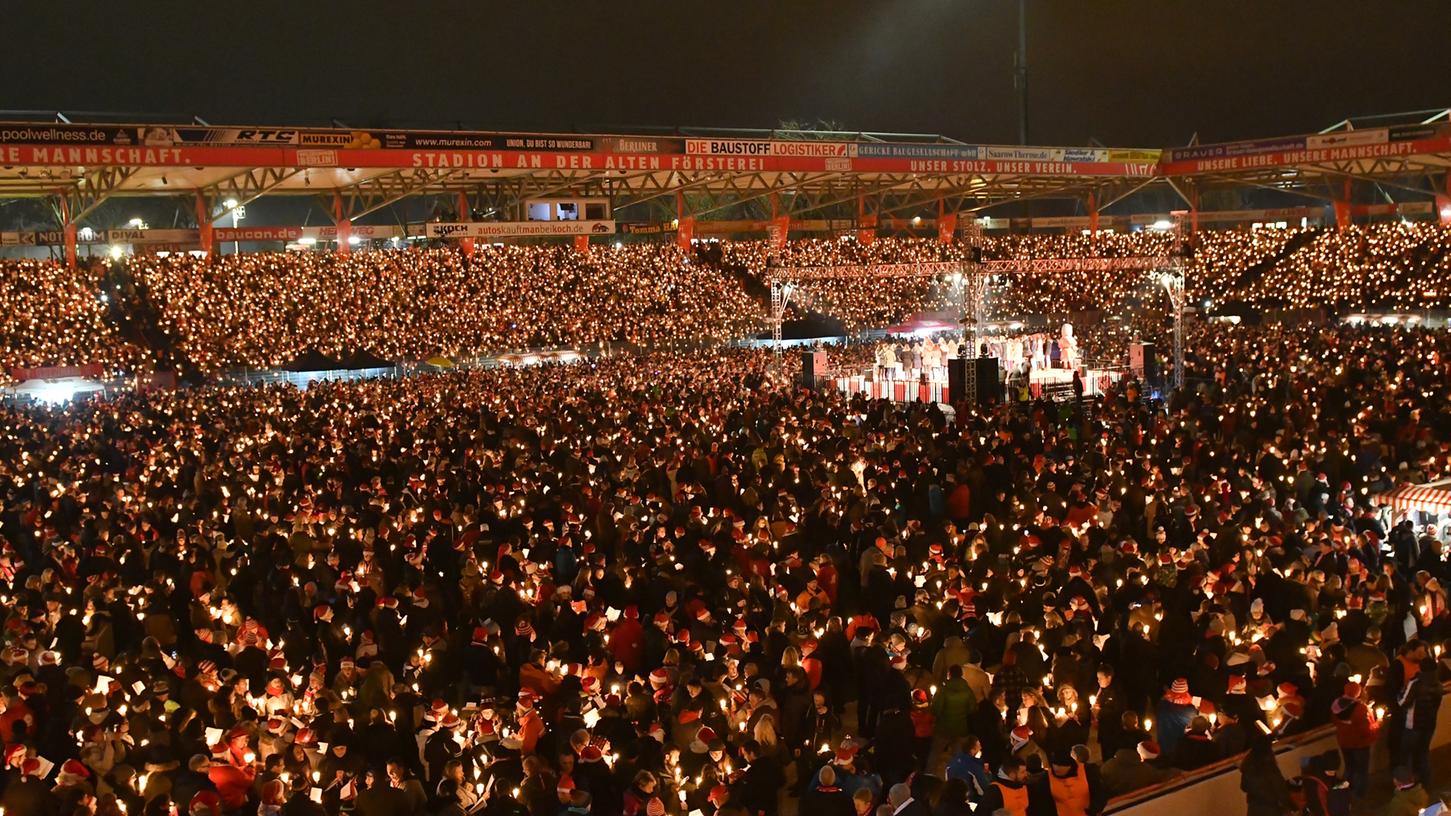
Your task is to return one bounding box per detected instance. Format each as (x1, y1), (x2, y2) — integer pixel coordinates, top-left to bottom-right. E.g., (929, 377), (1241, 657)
(4, 1), (1449, 147)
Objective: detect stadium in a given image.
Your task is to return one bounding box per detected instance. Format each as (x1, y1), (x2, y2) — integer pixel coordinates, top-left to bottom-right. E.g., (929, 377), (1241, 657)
(3, 5), (1451, 816)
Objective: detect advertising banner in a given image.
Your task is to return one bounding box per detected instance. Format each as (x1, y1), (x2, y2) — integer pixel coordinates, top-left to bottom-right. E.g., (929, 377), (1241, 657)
(856, 144), (981, 160)
(599, 136), (684, 154)
(857, 213), (877, 246)
(938, 212), (958, 244)
(676, 217), (695, 250)
(1305, 129), (1387, 150)
(767, 216), (790, 249)
(1162, 136), (1451, 174)
(214, 226), (304, 242)
(426, 220), (615, 239)
(1165, 137), (1307, 162)
(684, 139), (856, 158)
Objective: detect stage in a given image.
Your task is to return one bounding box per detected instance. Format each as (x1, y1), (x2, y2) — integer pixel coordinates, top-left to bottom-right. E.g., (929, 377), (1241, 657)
(830, 365), (1123, 405)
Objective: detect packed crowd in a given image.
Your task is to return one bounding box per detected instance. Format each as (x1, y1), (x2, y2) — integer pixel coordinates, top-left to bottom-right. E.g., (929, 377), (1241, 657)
(0, 259), (149, 377)
(2, 224), (1451, 378)
(0, 319), (1447, 816)
(126, 247), (763, 374)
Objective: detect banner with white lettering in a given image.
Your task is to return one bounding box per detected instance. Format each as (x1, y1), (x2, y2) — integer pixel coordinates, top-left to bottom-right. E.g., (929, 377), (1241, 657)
(426, 221), (615, 239)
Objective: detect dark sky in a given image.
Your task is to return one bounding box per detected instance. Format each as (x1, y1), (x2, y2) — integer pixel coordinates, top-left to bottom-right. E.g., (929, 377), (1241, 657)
(5, 0), (1449, 147)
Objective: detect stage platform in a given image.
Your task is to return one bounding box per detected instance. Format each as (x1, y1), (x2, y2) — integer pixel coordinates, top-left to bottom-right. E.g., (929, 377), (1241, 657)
(830, 366), (1122, 404)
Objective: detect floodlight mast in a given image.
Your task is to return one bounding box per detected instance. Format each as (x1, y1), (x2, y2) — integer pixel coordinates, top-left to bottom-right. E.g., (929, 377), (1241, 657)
(1159, 261), (1187, 392)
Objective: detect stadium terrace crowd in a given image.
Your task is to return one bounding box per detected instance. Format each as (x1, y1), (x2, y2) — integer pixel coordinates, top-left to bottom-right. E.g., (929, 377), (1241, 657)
(0, 318), (1447, 816)
(3, 224), (1451, 377)
(126, 246), (763, 375)
(0, 259), (150, 377)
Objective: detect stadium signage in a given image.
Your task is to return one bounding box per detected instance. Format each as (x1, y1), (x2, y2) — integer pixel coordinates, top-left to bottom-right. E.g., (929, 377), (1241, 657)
(684, 139), (854, 157)
(0, 146), (185, 165)
(892, 158), (1157, 177)
(599, 137), (683, 154)
(856, 144), (981, 160)
(1164, 138), (1435, 174)
(425, 220), (616, 238)
(1165, 137), (1306, 161)
(214, 227), (304, 242)
(1305, 129), (1387, 149)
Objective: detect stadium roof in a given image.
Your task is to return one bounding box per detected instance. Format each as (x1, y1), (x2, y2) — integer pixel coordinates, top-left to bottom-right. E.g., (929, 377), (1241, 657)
(0, 110), (1446, 231)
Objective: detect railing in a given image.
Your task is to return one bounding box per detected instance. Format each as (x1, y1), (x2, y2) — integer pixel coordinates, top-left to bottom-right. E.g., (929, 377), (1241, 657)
(1106, 680), (1451, 815)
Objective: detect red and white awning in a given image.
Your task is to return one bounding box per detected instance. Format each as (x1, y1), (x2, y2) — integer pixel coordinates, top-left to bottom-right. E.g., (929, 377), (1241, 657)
(1376, 482), (1451, 515)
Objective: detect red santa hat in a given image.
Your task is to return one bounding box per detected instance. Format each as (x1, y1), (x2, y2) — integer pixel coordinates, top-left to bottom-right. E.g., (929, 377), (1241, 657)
(1137, 740), (1161, 761)
(58, 758), (91, 784)
(1010, 725), (1033, 750)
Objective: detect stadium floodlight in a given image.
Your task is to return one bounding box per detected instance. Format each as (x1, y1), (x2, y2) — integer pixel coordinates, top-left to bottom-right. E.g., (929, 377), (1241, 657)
(128, 217), (146, 229)
(224, 200), (245, 255)
(1150, 219), (1174, 231)
(911, 216), (922, 226)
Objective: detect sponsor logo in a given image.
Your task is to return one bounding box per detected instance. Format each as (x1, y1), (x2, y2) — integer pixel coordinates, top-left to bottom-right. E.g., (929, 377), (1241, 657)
(231, 129), (298, 144)
(612, 138), (662, 153)
(299, 131), (380, 149)
(296, 149), (338, 167)
(687, 139), (773, 156)
(1305, 129), (1386, 149)
(0, 126), (114, 144)
(856, 144), (981, 160)
(425, 221), (616, 238)
(685, 139), (853, 158)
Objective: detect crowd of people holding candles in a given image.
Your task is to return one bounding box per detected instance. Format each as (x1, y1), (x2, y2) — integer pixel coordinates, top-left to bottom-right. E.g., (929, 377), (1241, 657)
(0, 223), (1446, 816)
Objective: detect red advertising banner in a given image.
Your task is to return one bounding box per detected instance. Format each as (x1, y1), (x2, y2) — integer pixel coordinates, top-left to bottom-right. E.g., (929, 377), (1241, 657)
(213, 226), (303, 242)
(195, 193), (213, 257)
(63, 223), (77, 270)
(849, 156), (1158, 177)
(938, 212), (958, 244)
(0, 143), (1165, 179)
(857, 213), (877, 245)
(11, 364), (103, 382)
(767, 216), (790, 249)
(336, 220), (352, 257)
(676, 216), (695, 251)
(1161, 136), (1451, 175)
(1333, 200), (1351, 232)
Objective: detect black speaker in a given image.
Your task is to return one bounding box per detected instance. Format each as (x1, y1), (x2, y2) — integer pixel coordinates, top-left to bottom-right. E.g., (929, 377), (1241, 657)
(1129, 342), (1157, 386)
(800, 350), (826, 389)
(947, 358), (969, 404)
(948, 357), (1001, 406)
(974, 357), (1001, 407)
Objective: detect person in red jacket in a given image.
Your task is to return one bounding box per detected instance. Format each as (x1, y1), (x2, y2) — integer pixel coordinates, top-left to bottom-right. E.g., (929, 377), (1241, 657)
(909, 689), (936, 769)
(1330, 681), (1379, 798)
(609, 606), (646, 673)
(0, 686), (34, 744)
(516, 691), (546, 756)
(800, 638), (824, 691)
(206, 754), (257, 812)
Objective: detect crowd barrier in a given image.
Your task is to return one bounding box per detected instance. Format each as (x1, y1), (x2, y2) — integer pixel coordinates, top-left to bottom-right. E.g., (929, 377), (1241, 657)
(1108, 681), (1451, 815)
